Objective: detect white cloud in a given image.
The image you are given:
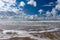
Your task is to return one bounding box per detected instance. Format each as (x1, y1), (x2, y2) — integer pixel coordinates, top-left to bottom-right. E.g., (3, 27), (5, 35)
(19, 1), (25, 7)
(2, 0), (10, 2)
(38, 9), (43, 14)
(2, 0), (16, 6)
(0, 0), (42, 21)
(27, 0), (37, 7)
(55, 0), (60, 10)
(45, 0), (59, 18)
(0, 0), (24, 14)
(26, 15), (34, 20)
(0, 0), (4, 8)
(3, 0), (16, 4)
(24, 14), (39, 21)
(55, 4), (60, 10)
(46, 0), (60, 18)
(29, 15), (34, 19)
(51, 8), (57, 17)
(0, 0), (38, 21)
(38, 0), (60, 18)
(43, 2), (54, 7)
(12, 8), (19, 14)
(0, 0), (25, 21)
(46, 11), (51, 17)
(0, 0), (17, 11)
(45, 8), (57, 18)
(49, 2), (54, 5)
(43, 5), (53, 6)
(57, 0), (60, 3)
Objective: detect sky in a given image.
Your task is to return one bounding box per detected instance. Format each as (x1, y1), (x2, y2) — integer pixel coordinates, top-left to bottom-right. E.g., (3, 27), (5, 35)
(0, 0), (60, 21)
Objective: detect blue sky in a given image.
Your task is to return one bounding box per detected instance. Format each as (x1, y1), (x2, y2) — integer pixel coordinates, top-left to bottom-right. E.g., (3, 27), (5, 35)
(0, 0), (60, 21)
(16, 0), (57, 15)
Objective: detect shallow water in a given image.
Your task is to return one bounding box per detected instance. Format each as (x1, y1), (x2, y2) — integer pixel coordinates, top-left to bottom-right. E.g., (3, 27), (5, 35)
(0, 21), (60, 40)
(0, 30), (60, 40)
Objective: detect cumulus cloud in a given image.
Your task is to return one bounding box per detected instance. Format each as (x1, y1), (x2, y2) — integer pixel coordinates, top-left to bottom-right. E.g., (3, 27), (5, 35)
(45, 0), (60, 18)
(46, 11), (51, 17)
(27, 0), (37, 7)
(0, 0), (25, 21)
(48, 0), (60, 18)
(38, 9), (43, 14)
(0, 0), (4, 8)
(29, 0), (60, 20)
(38, 0), (60, 19)
(0, 0), (17, 11)
(51, 8), (57, 17)
(45, 8), (57, 18)
(2, 0), (16, 6)
(0, 0), (60, 21)
(55, 4), (60, 10)
(55, 0), (60, 10)
(38, 8), (57, 18)
(0, 0), (38, 21)
(19, 1), (25, 7)
(0, 0), (24, 14)
(24, 14), (38, 21)
(57, 0), (60, 3)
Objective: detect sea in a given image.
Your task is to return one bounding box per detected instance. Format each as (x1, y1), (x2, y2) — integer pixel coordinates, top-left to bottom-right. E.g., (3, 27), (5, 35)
(0, 21), (60, 40)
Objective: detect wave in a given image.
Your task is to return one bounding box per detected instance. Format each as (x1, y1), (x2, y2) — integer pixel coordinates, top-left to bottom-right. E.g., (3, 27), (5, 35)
(0, 28), (59, 40)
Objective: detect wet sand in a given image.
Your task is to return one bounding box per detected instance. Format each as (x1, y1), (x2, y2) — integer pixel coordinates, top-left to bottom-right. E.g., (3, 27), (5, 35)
(2, 32), (60, 40)
(5, 37), (35, 40)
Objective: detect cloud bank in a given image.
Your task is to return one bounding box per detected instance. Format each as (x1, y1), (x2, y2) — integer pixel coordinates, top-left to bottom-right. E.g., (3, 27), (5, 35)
(0, 0), (60, 21)
(0, 0), (38, 21)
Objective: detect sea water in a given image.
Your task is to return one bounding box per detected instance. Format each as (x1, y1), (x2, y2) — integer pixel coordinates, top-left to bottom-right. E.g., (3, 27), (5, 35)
(0, 21), (60, 40)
